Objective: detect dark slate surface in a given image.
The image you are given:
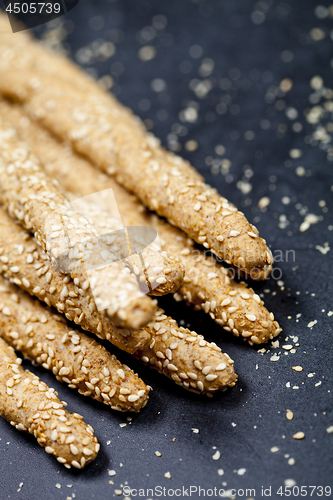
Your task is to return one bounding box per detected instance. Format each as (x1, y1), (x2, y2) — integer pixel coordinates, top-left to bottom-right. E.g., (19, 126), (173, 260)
(1, 1), (332, 499)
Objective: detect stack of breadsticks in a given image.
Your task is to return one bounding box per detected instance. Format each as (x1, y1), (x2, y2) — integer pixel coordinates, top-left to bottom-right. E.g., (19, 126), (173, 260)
(0, 11), (281, 469)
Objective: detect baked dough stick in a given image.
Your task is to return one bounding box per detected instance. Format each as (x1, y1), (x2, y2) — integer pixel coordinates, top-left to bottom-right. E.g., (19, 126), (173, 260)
(0, 70), (273, 278)
(0, 208), (150, 354)
(0, 209), (237, 394)
(0, 118), (156, 331)
(0, 103), (280, 344)
(0, 20), (272, 277)
(0, 278), (149, 412)
(135, 309), (237, 395)
(0, 337), (99, 469)
(0, 206), (237, 394)
(0, 205), (237, 395)
(68, 194), (184, 297)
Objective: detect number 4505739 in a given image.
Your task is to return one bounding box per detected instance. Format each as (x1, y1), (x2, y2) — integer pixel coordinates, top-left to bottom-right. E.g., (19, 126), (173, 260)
(277, 486), (331, 496)
(5, 3), (61, 14)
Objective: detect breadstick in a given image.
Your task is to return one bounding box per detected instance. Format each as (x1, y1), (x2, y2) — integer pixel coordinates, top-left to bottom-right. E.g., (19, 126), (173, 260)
(0, 207), (150, 354)
(0, 207), (237, 392)
(0, 116), (156, 331)
(134, 308), (237, 395)
(0, 277), (149, 412)
(69, 193), (184, 297)
(0, 337), (99, 468)
(0, 38), (273, 277)
(0, 101), (281, 344)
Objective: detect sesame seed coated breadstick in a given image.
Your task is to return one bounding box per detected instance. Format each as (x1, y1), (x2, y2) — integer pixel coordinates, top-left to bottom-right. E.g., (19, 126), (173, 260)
(134, 308), (237, 395)
(0, 101), (281, 344)
(0, 24), (273, 277)
(0, 337), (99, 469)
(0, 207), (150, 354)
(69, 194), (185, 297)
(0, 207), (237, 393)
(0, 117), (156, 331)
(0, 277), (149, 412)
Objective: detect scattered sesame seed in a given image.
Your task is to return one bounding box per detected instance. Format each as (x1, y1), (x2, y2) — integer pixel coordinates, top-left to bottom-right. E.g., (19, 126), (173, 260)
(286, 410), (294, 421)
(293, 432), (305, 440)
(284, 479), (296, 487)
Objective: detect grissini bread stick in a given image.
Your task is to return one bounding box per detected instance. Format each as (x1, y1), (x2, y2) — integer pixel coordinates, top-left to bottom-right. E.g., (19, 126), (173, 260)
(0, 208), (237, 393)
(0, 101), (281, 344)
(68, 193), (185, 297)
(0, 337), (99, 469)
(0, 35), (185, 300)
(0, 63), (273, 278)
(0, 207), (150, 354)
(0, 277), (150, 412)
(0, 116), (156, 331)
(0, 13), (272, 279)
(134, 308), (237, 395)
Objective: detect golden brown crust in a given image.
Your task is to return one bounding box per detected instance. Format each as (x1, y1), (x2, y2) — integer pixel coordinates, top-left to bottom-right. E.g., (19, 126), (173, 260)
(0, 26), (273, 276)
(68, 194), (185, 297)
(0, 116), (156, 330)
(0, 207), (150, 354)
(0, 208), (237, 393)
(0, 101), (281, 344)
(135, 309), (237, 394)
(0, 277), (150, 412)
(0, 337), (99, 468)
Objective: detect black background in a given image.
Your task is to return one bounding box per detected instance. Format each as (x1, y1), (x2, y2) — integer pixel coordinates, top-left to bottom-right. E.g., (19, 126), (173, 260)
(0, 1), (332, 499)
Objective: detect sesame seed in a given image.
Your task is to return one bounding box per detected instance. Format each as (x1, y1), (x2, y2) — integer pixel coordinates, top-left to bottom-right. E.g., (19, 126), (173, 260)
(83, 447), (94, 456)
(293, 432), (305, 440)
(70, 444), (79, 455)
(117, 368), (126, 380)
(284, 479), (296, 487)
(207, 272), (218, 279)
(221, 298), (231, 307)
(216, 363), (226, 371)
(167, 364), (178, 372)
(286, 410), (294, 420)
